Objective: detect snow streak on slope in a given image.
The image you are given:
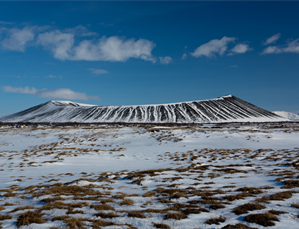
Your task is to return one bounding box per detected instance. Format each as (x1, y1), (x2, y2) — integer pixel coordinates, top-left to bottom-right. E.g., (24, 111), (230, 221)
(273, 111), (299, 121)
(0, 95), (287, 123)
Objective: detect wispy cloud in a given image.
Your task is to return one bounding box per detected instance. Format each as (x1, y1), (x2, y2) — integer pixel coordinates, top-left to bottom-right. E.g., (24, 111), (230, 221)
(38, 31), (156, 62)
(181, 53), (187, 60)
(2, 86), (99, 101)
(2, 86), (37, 94)
(46, 75), (57, 78)
(88, 68), (109, 75)
(0, 21), (13, 25)
(159, 56), (172, 64)
(191, 36), (236, 58)
(71, 36), (156, 62)
(0, 26), (37, 52)
(261, 38), (299, 55)
(0, 25), (156, 63)
(263, 33), (281, 46)
(37, 30), (75, 60)
(228, 43), (252, 55)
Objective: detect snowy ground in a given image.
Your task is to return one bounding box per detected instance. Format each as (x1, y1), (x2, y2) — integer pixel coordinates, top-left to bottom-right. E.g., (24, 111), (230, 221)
(0, 123), (299, 228)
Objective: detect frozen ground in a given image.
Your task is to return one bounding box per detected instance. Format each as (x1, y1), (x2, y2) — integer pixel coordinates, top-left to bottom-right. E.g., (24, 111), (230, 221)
(0, 123), (298, 228)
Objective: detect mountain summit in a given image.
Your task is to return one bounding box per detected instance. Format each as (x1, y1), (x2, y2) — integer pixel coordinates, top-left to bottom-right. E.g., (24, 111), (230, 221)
(0, 95), (287, 123)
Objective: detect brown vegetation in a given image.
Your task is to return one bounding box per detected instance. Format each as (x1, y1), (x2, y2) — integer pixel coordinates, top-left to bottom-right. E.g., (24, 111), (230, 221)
(90, 204), (114, 211)
(221, 223), (257, 229)
(17, 211), (46, 227)
(164, 212), (187, 220)
(127, 211), (146, 218)
(95, 212), (120, 218)
(153, 223), (171, 229)
(244, 213), (279, 227)
(204, 216), (226, 225)
(120, 198), (134, 205)
(233, 203), (266, 215)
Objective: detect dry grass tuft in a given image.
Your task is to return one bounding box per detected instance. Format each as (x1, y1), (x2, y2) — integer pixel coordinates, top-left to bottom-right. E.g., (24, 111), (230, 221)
(99, 198), (115, 204)
(10, 205), (35, 213)
(42, 183), (102, 197)
(244, 213), (279, 227)
(181, 207), (209, 215)
(90, 204), (115, 211)
(291, 203), (299, 208)
(255, 196), (271, 203)
(223, 194), (244, 201)
(153, 223), (171, 229)
(51, 215), (70, 221)
(270, 191), (294, 200)
(66, 209), (84, 215)
(0, 214), (13, 220)
(41, 196), (65, 203)
(120, 198), (134, 205)
(236, 187), (263, 195)
(282, 179), (299, 189)
(268, 210), (287, 215)
(164, 212), (187, 220)
(92, 219), (117, 228)
(144, 208), (167, 214)
(17, 211), (46, 227)
(221, 223), (258, 229)
(209, 202), (225, 210)
(40, 201), (89, 211)
(143, 191), (156, 197)
(233, 203), (266, 215)
(64, 217), (84, 228)
(95, 211), (120, 218)
(204, 215), (226, 225)
(127, 211), (146, 218)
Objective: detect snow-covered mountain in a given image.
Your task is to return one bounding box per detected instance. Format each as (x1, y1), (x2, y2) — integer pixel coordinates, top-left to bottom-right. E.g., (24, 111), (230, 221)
(273, 111), (299, 121)
(0, 95), (288, 123)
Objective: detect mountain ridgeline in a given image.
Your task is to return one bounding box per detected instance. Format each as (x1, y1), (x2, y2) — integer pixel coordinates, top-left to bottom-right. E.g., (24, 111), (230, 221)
(0, 95), (287, 123)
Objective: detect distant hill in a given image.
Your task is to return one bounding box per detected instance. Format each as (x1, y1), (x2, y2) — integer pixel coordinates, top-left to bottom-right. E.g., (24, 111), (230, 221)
(0, 95), (288, 123)
(273, 111), (299, 121)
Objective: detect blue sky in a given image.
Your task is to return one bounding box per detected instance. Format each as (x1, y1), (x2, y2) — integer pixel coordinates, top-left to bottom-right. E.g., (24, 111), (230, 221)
(1, 1), (299, 116)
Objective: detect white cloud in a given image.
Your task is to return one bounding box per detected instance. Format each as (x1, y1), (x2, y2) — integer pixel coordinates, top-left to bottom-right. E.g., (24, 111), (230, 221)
(191, 36), (236, 58)
(261, 39), (299, 55)
(2, 86), (99, 101)
(88, 68), (109, 75)
(181, 53), (187, 59)
(159, 56), (172, 64)
(2, 86), (37, 94)
(47, 75), (57, 78)
(0, 26), (36, 52)
(38, 32), (156, 62)
(37, 30), (75, 60)
(0, 25), (156, 63)
(263, 33), (281, 46)
(72, 36), (156, 62)
(228, 43), (252, 55)
(36, 88), (99, 100)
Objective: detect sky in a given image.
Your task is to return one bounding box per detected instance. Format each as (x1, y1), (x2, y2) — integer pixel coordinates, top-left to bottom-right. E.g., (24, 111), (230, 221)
(0, 1), (299, 116)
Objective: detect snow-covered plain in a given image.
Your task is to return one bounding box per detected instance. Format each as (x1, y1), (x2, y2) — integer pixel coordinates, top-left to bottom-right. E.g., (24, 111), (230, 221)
(0, 123), (299, 228)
